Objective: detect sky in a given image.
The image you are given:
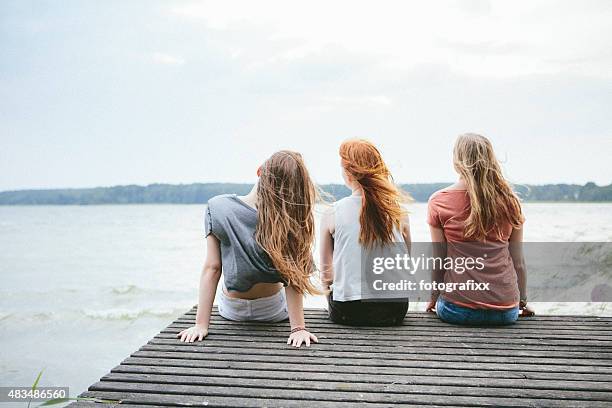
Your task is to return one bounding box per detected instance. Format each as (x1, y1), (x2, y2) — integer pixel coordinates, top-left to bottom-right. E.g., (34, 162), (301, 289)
(1, 0), (611, 191)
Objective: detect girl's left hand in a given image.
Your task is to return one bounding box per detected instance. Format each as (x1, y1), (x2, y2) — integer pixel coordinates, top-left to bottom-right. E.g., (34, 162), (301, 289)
(287, 330), (318, 348)
(520, 303), (535, 317)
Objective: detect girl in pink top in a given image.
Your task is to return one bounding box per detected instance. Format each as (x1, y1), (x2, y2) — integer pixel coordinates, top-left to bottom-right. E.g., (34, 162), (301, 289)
(426, 133), (534, 325)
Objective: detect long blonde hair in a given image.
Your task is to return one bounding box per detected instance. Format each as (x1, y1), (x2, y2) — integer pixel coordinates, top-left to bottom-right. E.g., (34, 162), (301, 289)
(255, 151), (320, 295)
(339, 139), (411, 247)
(453, 133), (524, 241)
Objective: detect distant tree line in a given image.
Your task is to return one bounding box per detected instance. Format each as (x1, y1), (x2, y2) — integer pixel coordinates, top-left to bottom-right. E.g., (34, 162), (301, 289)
(0, 182), (610, 205)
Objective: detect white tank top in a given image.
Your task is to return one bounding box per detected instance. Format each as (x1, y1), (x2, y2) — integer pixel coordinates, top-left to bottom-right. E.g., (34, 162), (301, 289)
(331, 194), (406, 301)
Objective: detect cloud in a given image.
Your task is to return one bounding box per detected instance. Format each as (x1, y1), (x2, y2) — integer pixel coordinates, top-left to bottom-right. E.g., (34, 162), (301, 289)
(321, 95), (393, 109)
(168, 0), (612, 78)
(151, 52), (185, 66)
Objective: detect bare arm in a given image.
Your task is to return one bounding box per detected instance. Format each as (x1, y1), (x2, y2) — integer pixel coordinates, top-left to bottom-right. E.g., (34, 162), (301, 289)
(285, 285), (318, 347)
(509, 226), (534, 316)
(195, 235), (222, 327)
(286, 285), (306, 330)
(178, 234), (222, 342)
(285, 206), (327, 347)
(401, 213), (412, 254)
(427, 225), (447, 312)
(509, 227), (526, 301)
(319, 209), (334, 289)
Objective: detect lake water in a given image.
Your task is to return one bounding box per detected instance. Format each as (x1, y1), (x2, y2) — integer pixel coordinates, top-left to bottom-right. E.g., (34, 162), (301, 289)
(1, 203), (611, 402)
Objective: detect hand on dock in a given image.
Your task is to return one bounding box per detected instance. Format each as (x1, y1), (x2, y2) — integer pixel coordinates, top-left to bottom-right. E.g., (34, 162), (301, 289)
(177, 324), (208, 342)
(287, 329), (318, 348)
(426, 299), (437, 313)
(519, 303), (535, 318)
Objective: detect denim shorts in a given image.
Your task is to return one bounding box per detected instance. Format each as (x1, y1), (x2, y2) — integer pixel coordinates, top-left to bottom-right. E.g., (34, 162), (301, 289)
(218, 289), (289, 322)
(436, 296), (519, 326)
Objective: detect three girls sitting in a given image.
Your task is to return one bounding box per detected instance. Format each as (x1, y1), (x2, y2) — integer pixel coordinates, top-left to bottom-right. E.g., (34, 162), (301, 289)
(179, 134), (532, 347)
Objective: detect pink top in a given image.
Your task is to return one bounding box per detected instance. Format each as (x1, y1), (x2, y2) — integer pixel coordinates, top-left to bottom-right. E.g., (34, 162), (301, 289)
(427, 189), (520, 310)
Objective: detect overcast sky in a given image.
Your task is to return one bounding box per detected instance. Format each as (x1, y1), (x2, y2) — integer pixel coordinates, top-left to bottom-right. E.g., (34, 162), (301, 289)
(1, 0), (611, 191)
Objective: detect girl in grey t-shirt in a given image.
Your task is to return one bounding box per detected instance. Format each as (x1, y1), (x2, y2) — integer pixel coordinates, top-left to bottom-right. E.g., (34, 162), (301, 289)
(178, 150), (321, 348)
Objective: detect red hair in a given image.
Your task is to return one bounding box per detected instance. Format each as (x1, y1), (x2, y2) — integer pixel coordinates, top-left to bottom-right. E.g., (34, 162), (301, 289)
(339, 139), (410, 247)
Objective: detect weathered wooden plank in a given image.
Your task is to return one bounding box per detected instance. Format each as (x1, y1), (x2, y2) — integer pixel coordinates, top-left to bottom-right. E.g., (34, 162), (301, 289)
(180, 314), (612, 330)
(67, 403), (159, 408)
(78, 391), (449, 408)
(171, 318), (612, 334)
(187, 309), (612, 323)
(100, 372), (612, 402)
(148, 337), (612, 359)
(85, 381), (612, 407)
(120, 356), (612, 383)
(174, 316), (612, 332)
(165, 324), (612, 342)
(139, 343), (612, 367)
(187, 308), (612, 322)
(131, 350), (612, 374)
(176, 320), (612, 335)
(111, 364), (612, 392)
(156, 331), (612, 349)
(164, 329), (612, 348)
(153, 334), (612, 353)
(169, 324), (612, 347)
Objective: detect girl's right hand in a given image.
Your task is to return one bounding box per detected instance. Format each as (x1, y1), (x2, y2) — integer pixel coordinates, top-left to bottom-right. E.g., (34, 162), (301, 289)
(177, 324), (208, 342)
(426, 296), (438, 313)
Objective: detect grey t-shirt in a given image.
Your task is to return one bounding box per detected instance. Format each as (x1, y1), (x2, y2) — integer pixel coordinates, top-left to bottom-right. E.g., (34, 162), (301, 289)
(204, 194), (285, 292)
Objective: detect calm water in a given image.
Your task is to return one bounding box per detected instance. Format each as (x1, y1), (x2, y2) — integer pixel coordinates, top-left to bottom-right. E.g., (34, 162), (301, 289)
(0, 203), (611, 402)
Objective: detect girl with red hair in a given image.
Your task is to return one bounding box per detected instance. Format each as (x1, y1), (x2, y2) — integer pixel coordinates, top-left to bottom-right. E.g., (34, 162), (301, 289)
(320, 139), (412, 325)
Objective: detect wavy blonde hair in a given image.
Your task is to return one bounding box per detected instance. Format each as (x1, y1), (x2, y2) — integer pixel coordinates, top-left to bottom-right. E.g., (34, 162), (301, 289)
(453, 133), (524, 241)
(255, 151), (320, 295)
(340, 139), (411, 247)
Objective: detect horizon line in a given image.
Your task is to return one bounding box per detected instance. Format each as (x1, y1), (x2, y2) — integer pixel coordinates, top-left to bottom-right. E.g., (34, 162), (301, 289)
(1, 180), (610, 194)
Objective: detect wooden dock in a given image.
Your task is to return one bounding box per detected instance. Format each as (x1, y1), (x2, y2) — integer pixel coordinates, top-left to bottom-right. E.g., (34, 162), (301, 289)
(69, 307), (612, 407)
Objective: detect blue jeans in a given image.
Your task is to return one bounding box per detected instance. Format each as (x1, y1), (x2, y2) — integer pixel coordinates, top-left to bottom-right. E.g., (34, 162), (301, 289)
(436, 297), (519, 326)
